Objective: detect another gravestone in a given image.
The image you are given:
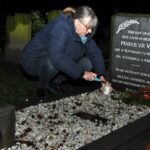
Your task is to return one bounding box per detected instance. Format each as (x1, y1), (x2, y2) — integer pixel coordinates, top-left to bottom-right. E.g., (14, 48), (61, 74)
(5, 13), (31, 64)
(109, 13), (150, 91)
(0, 102), (15, 149)
(47, 10), (61, 21)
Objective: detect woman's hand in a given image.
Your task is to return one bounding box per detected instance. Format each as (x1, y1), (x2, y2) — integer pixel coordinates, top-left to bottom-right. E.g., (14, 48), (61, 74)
(100, 75), (107, 87)
(83, 71), (97, 81)
(99, 76), (113, 93)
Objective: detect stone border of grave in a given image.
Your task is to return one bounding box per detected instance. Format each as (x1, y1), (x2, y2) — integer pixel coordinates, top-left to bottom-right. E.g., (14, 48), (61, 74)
(79, 113), (150, 150)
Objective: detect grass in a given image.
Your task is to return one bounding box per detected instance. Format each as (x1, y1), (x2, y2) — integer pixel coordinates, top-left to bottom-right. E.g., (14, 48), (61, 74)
(0, 52), (99, 108)
(0, 54), (38, 106)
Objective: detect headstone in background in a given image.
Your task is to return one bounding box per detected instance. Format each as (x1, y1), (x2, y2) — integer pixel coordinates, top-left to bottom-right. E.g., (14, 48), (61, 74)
(109, 13), (150, 91)
(5, 13), (31, 64)
(47, 10), (61, 21)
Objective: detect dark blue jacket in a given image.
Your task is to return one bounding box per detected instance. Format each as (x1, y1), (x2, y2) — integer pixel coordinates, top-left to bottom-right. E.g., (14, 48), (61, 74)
(21, 13), (106, 79)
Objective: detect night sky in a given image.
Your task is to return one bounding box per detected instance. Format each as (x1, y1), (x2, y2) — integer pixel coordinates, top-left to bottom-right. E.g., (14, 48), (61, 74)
(1, 0), (150, 40)
(1, 0), (150, 23)
(3, 0), (150, 24)
(2, 0), (150, 14)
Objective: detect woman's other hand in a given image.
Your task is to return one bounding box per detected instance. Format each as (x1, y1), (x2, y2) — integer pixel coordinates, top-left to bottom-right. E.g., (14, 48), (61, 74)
(83, 71), (97, 81)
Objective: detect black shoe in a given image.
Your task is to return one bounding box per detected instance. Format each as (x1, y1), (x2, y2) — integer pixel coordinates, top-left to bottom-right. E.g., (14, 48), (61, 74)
(37, 83), (64, 99)
(49, 82), (64, 94)
(37, 88), (51, 99)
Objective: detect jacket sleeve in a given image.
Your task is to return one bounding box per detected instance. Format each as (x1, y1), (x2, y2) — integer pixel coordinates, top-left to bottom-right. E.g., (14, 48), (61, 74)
(47, 23), (84, 79)
(86, 39), (106, 76)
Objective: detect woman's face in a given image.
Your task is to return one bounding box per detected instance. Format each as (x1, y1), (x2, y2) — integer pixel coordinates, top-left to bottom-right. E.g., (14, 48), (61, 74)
(74, 17), (93, 36)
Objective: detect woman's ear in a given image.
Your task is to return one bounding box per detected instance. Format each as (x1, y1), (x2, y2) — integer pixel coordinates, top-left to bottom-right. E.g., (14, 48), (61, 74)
(74, 19), (78, 25)
(74, 19), (79, 30)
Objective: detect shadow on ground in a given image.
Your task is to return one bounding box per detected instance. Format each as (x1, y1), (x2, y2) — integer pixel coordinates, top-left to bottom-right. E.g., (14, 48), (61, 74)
(15, 80), (101, 110)
(0, 53), (101, 110)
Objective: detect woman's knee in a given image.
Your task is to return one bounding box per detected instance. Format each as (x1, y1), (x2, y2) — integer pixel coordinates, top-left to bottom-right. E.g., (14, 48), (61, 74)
(78, 57), (93, 70)
(40, 59), (59, 78)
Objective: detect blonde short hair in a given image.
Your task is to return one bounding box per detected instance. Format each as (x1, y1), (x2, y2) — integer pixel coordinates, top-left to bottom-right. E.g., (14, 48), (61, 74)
(63, 7), (75, 16)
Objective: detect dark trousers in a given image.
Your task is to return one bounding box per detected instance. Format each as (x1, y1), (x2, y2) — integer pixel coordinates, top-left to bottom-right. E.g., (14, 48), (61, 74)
(21, 57), (92, 89)
(39, 57), (93, 89)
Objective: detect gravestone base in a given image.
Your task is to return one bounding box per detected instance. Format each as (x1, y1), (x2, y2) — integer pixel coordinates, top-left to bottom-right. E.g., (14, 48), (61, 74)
(78, 113), (150, 150)
(0, 102), (15, 149)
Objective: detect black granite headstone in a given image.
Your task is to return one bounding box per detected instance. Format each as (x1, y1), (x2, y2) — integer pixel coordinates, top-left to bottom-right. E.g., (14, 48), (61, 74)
(0, 102), (15, 149)
(109, 13), (150, 91)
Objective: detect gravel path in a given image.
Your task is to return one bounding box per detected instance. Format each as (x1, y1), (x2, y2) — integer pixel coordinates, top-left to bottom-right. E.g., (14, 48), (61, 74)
(2, 89), (150, 150)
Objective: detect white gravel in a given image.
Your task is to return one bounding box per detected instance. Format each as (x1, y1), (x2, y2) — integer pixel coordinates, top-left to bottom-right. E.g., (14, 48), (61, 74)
(2, 89), (150, 150)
